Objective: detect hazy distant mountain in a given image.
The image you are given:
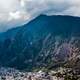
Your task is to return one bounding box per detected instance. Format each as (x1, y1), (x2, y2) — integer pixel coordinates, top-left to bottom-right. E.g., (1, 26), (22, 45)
(0, 15), (80, 71)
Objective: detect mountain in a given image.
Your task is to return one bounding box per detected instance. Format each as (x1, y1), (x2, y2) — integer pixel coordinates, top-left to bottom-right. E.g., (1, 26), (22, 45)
(0, 15), (80, 71)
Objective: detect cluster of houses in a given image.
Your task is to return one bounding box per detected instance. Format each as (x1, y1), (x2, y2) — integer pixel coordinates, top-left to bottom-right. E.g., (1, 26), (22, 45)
(0, 67), (80, 80)
(0, 67), (64, 80)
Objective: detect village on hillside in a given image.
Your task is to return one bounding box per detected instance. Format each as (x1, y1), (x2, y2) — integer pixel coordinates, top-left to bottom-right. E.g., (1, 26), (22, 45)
(0, 67), (80, 80)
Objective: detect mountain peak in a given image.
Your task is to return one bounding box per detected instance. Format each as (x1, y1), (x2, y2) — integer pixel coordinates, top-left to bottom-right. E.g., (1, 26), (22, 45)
(0, 15), (80, 70)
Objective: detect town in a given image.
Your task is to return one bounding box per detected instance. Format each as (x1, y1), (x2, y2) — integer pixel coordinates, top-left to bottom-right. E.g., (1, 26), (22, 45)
(0, 67), (80, 80)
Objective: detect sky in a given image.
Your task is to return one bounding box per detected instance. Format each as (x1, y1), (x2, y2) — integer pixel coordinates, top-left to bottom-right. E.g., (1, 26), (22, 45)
(0, 0), (80, 32)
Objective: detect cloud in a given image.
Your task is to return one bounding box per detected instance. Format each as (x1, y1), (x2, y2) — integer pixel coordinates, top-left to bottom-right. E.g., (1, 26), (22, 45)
(22, 0), (80, 16)
(0, 0), (80, 31)
(9, 11), (22, 20)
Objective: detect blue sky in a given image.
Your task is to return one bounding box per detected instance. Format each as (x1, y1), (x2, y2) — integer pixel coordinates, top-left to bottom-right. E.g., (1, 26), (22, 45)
(0, 0), (80, 32)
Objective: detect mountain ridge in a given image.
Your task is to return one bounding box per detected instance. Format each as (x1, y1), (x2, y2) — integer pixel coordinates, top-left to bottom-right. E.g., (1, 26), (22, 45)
(0, 14), (80, 40)
(0, 14), (80, 71)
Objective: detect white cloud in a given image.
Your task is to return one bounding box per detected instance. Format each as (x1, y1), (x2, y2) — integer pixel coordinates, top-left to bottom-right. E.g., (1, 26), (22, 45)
(9, 11), (22, 20)
(0, 0), (20, 13)
(0, 0), (80, 31)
